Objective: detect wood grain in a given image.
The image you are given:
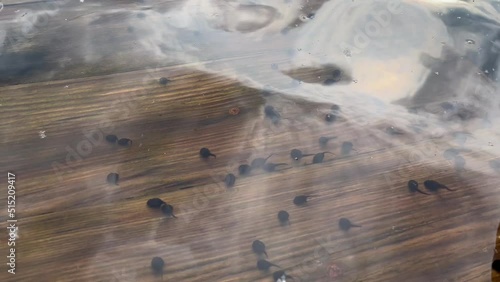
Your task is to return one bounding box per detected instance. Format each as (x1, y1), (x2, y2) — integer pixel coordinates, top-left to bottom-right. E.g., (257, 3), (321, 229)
(0, 1), (499, 282)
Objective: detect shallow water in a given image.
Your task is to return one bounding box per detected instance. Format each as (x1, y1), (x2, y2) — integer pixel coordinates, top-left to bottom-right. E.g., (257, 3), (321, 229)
(1, 0), (500, 281)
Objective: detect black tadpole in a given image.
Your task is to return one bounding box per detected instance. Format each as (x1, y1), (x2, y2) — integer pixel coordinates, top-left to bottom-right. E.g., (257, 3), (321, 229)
(224, 173), (236, 188)
(319, 136), (336, 146)
(277, 210), (289, 224)
(293, 195), (316, 206)
(273, 270), (294, 281)
(424, 180), (455, 192)
(161, 204), (177, 218)
(252, 240), (268, 257)
(311, 152), (335, 164)
(251, 154), (275, 168)
(290, 149), (314, 161)
(159, 77), (170, 85)
(238, 164), (252, 175)
(325, 113), (337, 123)
(151, 257), (165, 278)
(339, 218), (361, 231)
(199, 147), (216, 158)
(407, 180), (429, 195)
(105, 134), (118, 143)
(147, 198), (166, 208)
(257, 259), (280, 271)
(107, 173), (119, 185)
(332, 69), (342, 80)
(117, 138), (132, 146)
(263, 162), (288, 172)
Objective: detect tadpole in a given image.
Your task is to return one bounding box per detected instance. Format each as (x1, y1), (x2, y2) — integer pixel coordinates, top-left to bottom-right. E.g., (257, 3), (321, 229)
(257, 259), (280, 271)
(107, 173), (119, 185)
(311, 152), (335, 164)
(277, 210), (289, 224)
(332, 69), (342, 81)
(199, 148), (216, 158)
(161, 204), (177, 218)
(293, 195), (316, 206)
(319, 136), (336, 146)
(341, 141), (357, 155)
(263, 162), (288, 172)
(147, 198), (166, 208)
(273, 270), (294, 281)
(105, 134), (118, 143)
(238, 164), (252, 175)
(423, 180), (455, 192)
(325, 113), (336, 123)
(264, 105), (281, 123)
(117, 138), (132, 147)
(290, 149), (314, 161)
(252, 240), (268, 257)
(224, 173), (236, 188)
(151, 257), (165, 278)
(159, 77), (170, 85)
(407, 180), (429, 195)
(338, 218), (361, 231)
(251, 154), (275, 168)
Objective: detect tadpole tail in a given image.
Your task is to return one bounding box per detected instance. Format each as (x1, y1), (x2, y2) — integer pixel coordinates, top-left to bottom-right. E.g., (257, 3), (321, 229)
(210, 153), (216, 158)
(416, 188), (430, 195)
(263, 251), (268, 258)
(323, 151), (336, 155)
(264, 153), (275, 161)
(303, 153), (315, 157)
(171, 213), (177, 218)
(443, 186), (456, 191)
(351, 224), (362, 228)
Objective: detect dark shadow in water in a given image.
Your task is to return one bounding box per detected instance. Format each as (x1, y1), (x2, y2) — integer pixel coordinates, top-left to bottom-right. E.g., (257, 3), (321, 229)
(492, 223), (500, 281)
(437, 7), (500, 80)
(0, 50), (52, 85)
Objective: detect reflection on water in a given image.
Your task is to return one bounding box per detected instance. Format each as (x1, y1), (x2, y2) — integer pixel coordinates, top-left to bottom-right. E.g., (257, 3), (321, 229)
(1, 0), (500, 281)
(130, 0), (499, 168)
(2, 0), (499, 140)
